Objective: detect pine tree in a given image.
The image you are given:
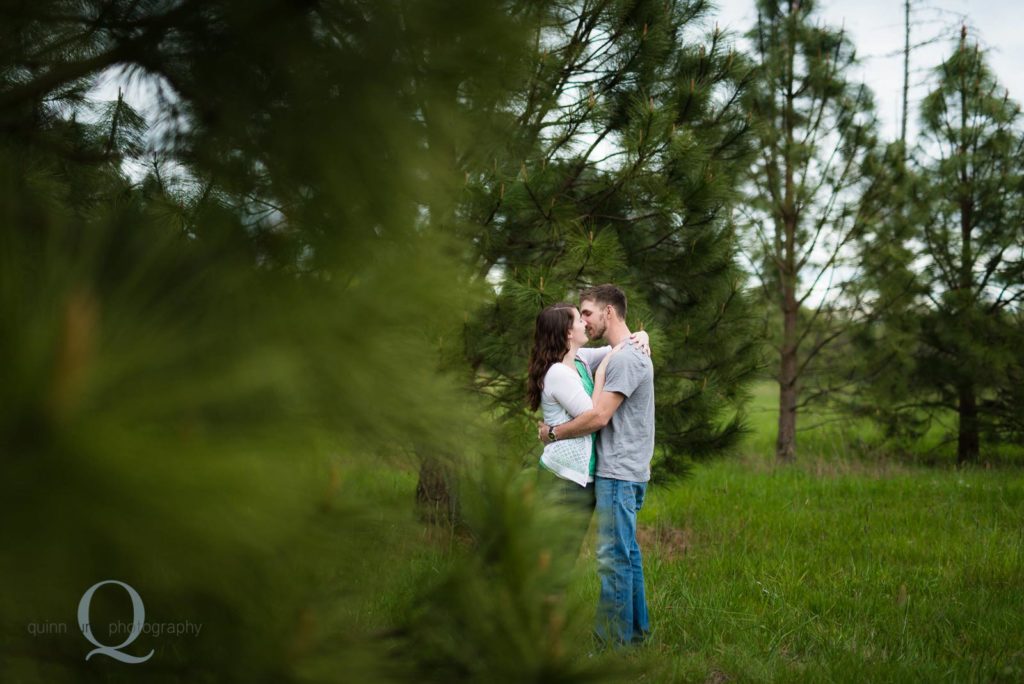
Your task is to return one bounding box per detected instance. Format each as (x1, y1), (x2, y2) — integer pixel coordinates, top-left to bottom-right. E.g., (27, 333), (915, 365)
(461, 0), (762, 479)
(851, 27), (1024, 464)
(739, 0), (883, 462)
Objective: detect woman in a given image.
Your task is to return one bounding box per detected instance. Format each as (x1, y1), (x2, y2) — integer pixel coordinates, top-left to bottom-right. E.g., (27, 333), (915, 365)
(526, 303), (649, 532)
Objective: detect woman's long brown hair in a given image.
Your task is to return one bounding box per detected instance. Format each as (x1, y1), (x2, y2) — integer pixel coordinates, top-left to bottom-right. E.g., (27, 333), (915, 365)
(526, 303), (576, 411)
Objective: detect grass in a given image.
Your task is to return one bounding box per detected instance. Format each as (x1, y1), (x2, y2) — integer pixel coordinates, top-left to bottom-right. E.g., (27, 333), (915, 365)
(629, 382), (1024, 681)
(630, 458), (1024, 681)
(350, 384), (1024, 682)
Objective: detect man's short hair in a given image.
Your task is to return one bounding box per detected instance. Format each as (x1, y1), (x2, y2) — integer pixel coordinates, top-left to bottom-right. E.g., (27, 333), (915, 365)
(579, 284), (627, 321)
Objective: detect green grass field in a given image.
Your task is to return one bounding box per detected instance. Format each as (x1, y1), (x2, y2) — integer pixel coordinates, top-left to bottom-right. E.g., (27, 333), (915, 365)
(358, 384), (1024, 682)
(627, 460), (1024, 681)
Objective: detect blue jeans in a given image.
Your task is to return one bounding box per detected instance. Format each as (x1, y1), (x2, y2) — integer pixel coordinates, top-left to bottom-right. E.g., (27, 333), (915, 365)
(594, 476), (649, 646)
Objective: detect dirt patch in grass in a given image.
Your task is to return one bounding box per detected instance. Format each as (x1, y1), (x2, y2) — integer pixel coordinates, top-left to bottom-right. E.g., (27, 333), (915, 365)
(637, 523), (692, 559)
(704, 669), (731, 684)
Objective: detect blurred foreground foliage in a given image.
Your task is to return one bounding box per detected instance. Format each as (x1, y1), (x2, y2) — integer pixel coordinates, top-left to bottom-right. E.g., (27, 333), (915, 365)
(0, 0), (635, 681)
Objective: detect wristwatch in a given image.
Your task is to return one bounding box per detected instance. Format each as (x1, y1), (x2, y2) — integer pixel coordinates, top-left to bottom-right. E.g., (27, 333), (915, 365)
(548, 425), (557, 442)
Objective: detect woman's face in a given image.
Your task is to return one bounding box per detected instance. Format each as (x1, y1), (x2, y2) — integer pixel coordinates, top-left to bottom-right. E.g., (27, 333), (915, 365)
(569, 308), (589, 347)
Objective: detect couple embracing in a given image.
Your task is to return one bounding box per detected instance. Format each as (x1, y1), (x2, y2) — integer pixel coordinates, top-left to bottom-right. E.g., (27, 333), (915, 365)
(526, 284), (655, 648)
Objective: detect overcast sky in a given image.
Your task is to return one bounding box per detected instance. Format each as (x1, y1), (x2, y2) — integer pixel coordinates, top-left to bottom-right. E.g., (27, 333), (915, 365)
(704, 0), (1024, 142)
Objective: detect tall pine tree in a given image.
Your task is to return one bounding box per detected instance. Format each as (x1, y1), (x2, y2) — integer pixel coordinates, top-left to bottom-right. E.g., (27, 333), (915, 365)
(461, 0), (762, 479)
(851, 26), (1024, 464)
(740, 0), (883, 462)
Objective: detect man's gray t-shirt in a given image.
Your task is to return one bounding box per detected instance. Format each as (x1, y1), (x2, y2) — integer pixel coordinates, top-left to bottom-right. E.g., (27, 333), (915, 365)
(596, 344), (655, 482)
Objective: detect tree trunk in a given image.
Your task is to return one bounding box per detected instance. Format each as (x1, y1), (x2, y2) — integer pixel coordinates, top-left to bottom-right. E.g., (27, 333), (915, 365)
(777, 10), (799, 464)
(900, 0), (910, 149)
(415, 451), (460, 524)
(954, 42), (976, 466)
(416, 65), (460, 522)
(776, 281), (799, 463)
(957, 382), (980, 465)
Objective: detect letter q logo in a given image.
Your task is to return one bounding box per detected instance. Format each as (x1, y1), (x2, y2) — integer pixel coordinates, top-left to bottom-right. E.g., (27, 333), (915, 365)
(77, 580), (154, 663)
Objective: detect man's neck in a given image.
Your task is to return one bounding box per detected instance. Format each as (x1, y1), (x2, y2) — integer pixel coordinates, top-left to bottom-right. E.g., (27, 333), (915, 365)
(604, 321), (631, 348)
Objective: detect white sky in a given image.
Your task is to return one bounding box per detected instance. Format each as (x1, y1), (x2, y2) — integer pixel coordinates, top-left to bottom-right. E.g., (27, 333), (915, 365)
(705, 0), (1024, 143)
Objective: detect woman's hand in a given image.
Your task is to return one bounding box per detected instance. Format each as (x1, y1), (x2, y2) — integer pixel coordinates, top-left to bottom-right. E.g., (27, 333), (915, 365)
(629, 330), (651, 356)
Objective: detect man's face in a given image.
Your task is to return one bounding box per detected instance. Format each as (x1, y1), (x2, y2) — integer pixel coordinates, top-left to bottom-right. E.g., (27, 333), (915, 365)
(579, 298), (608, 341)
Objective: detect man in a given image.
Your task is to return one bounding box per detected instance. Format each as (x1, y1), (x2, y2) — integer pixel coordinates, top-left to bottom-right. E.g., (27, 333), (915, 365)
(538, 284), (655, 647)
